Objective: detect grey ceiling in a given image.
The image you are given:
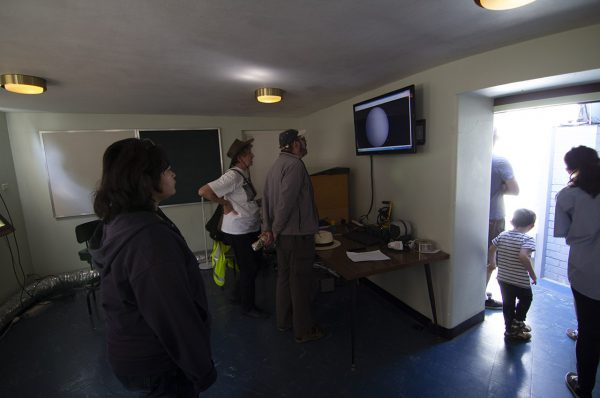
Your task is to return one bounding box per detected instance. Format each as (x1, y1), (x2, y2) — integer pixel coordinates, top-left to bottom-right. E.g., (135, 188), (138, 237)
(1, 0), (600, 117)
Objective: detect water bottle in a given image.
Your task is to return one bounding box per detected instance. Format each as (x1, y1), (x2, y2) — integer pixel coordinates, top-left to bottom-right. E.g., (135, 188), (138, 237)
(252, 236), (267, 251)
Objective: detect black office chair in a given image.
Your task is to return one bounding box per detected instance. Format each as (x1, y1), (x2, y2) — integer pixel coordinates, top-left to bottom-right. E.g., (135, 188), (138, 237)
(75, 219), (101, 326)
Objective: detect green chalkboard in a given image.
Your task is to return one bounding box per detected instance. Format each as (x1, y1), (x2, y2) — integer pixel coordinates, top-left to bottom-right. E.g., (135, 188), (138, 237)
(139, 129), (223, 206)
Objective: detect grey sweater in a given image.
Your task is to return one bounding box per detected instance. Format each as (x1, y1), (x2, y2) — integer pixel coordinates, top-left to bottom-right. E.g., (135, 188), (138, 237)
(262, 152), (319, 236)
(555, 185), (600, 300)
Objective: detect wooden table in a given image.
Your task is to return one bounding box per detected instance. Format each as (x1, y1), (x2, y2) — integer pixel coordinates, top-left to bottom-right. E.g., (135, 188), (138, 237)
(317, 236), (449, 369)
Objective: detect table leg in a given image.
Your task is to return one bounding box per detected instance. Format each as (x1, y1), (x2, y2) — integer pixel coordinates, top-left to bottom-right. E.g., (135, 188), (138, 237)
(351, 279), (358, 371)
(424, 263), (438, 326)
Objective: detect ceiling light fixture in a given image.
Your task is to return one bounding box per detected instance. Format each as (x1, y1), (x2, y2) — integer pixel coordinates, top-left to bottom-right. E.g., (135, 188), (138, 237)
(255, 87), (283, 103)
(474, 0), (535, 10)
(1, 74), (47, 94)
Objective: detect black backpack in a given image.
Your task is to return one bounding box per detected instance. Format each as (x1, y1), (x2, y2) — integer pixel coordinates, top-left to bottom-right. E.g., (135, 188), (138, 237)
(205, 204), (224, 242)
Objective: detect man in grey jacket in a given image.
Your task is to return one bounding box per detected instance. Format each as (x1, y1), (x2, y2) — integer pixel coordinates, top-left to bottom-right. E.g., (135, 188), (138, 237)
(261, 129), (324, 343)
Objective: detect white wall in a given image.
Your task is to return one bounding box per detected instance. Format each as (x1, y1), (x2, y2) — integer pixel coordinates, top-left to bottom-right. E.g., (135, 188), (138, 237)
(5, 24), (600, 328)
(6, 113), (300, 281)
(0, 113), (33, 302)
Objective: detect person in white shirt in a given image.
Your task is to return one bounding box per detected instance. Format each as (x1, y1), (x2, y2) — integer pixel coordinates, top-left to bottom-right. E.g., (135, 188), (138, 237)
(198, 138), (267, 319)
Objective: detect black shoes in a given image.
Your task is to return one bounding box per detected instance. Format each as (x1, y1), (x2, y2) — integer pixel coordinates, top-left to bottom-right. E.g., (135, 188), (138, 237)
(485, 298), (503, 310)
(485, 292), (502, 310)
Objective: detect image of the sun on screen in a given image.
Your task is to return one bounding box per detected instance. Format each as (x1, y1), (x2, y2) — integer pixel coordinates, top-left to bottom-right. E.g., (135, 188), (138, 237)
(353, 84), (416, 155)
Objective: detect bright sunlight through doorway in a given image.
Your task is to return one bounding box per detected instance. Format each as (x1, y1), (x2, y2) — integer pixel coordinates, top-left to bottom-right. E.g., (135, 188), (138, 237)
(493, 102), (599, 286)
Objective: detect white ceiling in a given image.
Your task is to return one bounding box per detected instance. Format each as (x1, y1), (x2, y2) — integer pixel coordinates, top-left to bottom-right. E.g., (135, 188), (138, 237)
(1, 0), (600, 117)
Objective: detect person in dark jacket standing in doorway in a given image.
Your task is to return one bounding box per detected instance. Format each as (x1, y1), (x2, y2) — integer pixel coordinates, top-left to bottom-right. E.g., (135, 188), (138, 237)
(261, 129), (324, 343)
(90, 138), (216, 397)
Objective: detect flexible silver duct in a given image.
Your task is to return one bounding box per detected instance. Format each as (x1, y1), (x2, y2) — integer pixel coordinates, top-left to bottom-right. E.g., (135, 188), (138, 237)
(0, 269), (99, 332)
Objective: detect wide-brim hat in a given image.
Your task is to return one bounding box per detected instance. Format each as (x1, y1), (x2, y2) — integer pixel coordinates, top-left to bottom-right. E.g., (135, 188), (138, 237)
(227, 138), (254, 159)
(314, 230), (341, 251)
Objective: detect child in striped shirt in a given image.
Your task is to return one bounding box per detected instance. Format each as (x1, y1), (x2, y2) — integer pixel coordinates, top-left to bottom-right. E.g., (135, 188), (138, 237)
(488, 208), (537, 342)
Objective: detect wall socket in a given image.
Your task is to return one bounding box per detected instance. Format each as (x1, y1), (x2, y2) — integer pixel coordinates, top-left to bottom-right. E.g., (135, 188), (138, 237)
(1, 183), (8, 191)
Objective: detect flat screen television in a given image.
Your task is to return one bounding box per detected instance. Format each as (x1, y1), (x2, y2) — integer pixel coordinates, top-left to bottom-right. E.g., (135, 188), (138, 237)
(353, 84), (416, 155)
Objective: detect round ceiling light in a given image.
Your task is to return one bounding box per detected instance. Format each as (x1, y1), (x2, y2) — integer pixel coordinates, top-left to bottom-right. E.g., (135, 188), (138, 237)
(1, 74), (47, 94)
(474, 0), (536, 10)
(255, 87), (283, 103)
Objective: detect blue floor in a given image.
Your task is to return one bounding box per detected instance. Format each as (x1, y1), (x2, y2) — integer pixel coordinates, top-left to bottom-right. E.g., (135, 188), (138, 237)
(0, 267), (597, 398)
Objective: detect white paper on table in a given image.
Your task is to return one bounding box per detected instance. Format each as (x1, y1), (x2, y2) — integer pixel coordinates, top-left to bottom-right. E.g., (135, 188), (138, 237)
(346, 250), (390, 262)
(419, 249), (440, 254)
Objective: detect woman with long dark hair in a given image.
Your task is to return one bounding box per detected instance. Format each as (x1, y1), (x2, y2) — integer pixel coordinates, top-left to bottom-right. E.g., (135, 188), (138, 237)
(90, 138), (216, 397)
(554, 145), (600, 398)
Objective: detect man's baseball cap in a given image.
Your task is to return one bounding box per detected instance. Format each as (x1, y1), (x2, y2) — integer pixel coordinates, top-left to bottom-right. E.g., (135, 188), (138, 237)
(279, 129), (303, 149)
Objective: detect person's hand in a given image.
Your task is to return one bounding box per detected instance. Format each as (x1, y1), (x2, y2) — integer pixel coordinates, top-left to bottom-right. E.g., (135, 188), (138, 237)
(262, 231), (274, 246)
(222, 200), (238, 215)
(487, 262), (496, 272)
(530, 273), (537, 285)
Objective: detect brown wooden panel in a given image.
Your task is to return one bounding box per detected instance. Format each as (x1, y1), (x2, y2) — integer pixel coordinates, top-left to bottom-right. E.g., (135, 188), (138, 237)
(310, 173), (349, 223)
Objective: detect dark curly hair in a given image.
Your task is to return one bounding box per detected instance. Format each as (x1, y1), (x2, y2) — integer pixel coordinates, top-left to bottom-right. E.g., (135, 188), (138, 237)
(93, 138), (170, 221)
(564, 145), (600, 198)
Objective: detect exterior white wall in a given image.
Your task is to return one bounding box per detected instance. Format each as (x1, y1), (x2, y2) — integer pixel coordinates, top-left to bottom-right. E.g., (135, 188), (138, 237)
(4, 24), (600, 327)
(544, 125), (599, 284)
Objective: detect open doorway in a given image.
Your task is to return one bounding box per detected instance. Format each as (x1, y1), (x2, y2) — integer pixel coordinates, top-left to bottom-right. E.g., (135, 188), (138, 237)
(492, 102), (600, 286)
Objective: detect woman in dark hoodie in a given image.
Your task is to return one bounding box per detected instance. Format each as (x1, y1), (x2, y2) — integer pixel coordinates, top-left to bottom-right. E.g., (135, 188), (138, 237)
(90, 138), (216, 397)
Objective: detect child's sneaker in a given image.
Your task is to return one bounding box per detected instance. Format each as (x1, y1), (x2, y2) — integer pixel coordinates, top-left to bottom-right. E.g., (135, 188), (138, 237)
(505, 327), (532, 342)
(512, 320), (532, 332)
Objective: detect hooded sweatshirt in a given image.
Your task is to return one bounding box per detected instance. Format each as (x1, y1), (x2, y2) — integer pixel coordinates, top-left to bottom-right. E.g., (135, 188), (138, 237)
(89, 210), (216, 392)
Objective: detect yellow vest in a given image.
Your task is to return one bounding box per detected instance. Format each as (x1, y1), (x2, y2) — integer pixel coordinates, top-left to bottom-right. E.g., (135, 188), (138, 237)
(211, 241), (237, 286)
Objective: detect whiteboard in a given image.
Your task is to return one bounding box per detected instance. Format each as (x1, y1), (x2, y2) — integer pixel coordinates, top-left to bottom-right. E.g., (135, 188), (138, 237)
(40, 130), (136, 218)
